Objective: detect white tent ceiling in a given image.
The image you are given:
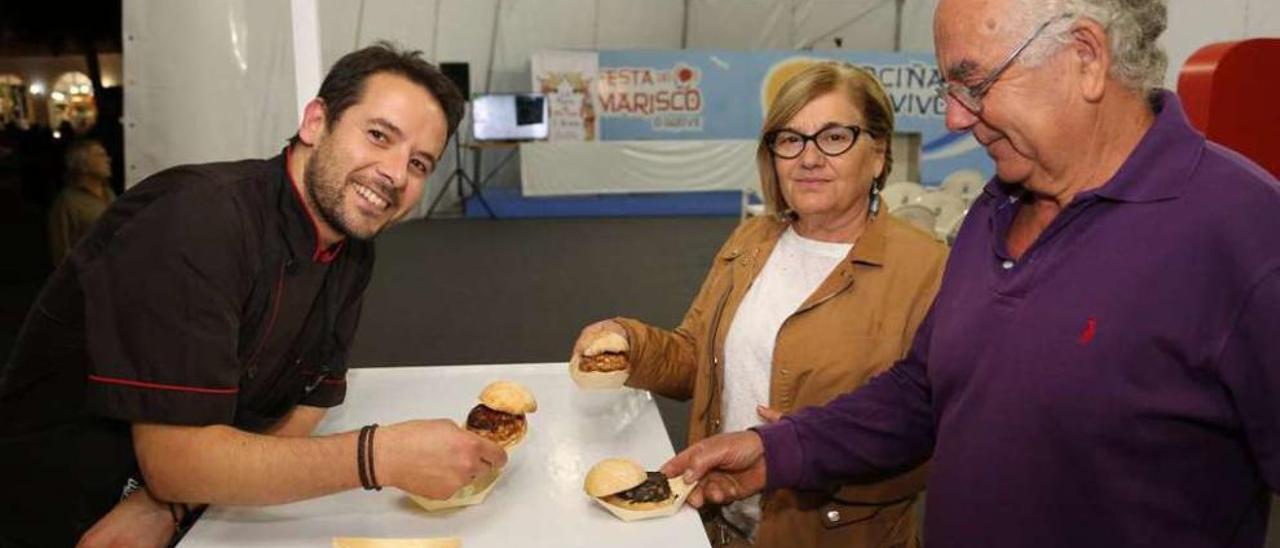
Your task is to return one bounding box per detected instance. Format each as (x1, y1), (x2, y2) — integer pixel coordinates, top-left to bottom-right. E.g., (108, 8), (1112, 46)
(123, 0), (1280, 216)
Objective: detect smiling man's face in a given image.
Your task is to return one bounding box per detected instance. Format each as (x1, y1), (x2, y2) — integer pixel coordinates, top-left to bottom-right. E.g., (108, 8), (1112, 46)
(304, 72), (448, 240)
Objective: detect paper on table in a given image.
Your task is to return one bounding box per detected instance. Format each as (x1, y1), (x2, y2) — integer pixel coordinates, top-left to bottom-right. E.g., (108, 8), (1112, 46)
(332, 537), (461, 548)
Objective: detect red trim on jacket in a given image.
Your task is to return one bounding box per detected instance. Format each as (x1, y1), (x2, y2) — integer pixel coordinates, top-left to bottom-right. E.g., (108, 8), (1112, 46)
(314, 240), (346, 263)
(88, 374), (240, 395)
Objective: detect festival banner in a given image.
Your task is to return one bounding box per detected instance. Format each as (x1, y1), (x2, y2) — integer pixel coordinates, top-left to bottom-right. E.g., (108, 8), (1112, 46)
(534, 49), (991, 185)
(531, 50), (599, 141)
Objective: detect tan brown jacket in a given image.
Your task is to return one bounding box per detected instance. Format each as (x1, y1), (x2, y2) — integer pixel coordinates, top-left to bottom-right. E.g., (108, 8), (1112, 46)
(617, 213), (947, 548)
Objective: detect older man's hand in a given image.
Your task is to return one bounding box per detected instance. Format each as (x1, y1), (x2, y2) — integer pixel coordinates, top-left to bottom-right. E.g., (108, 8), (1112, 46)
(661, 430), (768, 508)
(377, 419), (508, 499)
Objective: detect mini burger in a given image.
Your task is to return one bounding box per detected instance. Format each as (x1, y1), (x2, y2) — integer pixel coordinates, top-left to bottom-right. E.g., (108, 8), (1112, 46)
(583, 458), (695, 521)
(570, 332), (630, 390)
(465, 380), (537, 450)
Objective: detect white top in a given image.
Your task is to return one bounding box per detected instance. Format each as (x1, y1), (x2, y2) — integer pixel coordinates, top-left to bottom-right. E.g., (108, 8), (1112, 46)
(178, 364), (708, 548)
(720, 227), (852, 538)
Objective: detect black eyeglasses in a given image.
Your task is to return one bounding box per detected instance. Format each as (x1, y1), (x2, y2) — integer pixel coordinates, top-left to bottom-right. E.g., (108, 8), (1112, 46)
(766, 125), (871, 159)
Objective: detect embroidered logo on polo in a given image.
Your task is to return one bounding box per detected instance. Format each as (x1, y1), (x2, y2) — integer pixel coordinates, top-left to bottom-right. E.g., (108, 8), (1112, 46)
(1078, 317), (1098, 345)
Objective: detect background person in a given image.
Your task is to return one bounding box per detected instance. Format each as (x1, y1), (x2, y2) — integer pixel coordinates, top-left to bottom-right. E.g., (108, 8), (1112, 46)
(48, 138), (115, 265)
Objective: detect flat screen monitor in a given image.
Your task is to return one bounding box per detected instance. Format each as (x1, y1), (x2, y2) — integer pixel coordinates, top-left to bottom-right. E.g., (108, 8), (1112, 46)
(472, 94), (548, 141)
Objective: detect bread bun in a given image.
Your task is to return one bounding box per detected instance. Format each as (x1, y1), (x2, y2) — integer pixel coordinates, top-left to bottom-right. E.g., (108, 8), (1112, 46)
(478, 381), (537, 415)
(494, 419), (525, 451)
(602, 493), (675, 511)
(569, 355), (629, 390)
(584, 458), (648, 497)
(583, 458), (697, 522)
(465, 403), (528, 450)
(570, 332), (631, 390)
(584, 332), (629, 355)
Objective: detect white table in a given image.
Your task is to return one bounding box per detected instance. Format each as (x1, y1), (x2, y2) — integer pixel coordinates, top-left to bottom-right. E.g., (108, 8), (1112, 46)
(178, 363), (710, 548)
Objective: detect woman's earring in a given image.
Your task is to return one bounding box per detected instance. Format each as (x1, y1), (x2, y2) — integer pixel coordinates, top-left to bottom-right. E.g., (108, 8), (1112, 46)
(869, 184), (882, 216)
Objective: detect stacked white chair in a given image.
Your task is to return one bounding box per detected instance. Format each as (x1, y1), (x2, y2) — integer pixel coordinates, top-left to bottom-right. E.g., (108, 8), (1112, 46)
(891, 203), (938, 236)
(941, 169), (986, 206)
(918, 192), (968, 243)
(881, 181), (927, 211)
(883, 170), (991, 245)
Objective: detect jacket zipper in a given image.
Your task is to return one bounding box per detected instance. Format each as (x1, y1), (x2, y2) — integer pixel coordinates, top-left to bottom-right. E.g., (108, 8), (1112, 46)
(793, 267), (855, 316)
(702, 269), (736, 430)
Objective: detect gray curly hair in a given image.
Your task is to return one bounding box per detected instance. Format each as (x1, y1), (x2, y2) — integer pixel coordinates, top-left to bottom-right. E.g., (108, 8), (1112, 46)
(1017, 0), (1168, 94)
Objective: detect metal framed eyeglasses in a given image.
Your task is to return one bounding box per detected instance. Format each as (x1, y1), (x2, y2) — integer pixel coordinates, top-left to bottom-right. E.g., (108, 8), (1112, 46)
(766, 125), (871, 159)
(935, 12), (1075, 114)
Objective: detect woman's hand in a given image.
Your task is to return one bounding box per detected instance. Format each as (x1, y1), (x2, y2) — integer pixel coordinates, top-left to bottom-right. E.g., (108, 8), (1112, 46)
(571, 319), (629, 359)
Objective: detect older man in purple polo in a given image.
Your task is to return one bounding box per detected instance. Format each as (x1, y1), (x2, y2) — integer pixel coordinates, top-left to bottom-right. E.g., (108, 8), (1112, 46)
(662, 1), (1280, 546)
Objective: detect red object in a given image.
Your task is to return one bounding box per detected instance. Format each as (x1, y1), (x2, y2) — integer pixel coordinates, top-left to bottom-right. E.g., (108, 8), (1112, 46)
(1078, 317), (1097, 346)
(1178, 39), (1280, 180)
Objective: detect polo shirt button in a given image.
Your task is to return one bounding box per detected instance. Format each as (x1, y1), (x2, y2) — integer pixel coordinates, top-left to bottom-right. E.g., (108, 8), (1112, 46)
(1001, 260), (1015, 270)
(826, 510), (841, 522)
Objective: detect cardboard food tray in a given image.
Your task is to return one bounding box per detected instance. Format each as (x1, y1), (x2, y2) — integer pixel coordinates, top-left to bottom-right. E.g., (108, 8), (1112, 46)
(332, 537), (461, 548)
(409, 470), (502, 512)
(591, 476), (696, 522)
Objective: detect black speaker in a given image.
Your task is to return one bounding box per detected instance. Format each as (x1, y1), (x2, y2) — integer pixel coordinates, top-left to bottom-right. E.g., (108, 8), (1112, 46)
(440, 62), (470, 99)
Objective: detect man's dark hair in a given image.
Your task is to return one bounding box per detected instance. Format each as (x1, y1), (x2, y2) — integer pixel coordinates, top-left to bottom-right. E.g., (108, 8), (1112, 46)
(290, 41), (465, 146)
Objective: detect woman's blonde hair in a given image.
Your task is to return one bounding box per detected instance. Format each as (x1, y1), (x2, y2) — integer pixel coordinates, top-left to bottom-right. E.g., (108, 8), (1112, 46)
(757, 61), (894, 219)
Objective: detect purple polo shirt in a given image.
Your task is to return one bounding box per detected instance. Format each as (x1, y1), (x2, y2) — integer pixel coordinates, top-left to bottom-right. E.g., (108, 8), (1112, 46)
(756, 91), (1280, 547)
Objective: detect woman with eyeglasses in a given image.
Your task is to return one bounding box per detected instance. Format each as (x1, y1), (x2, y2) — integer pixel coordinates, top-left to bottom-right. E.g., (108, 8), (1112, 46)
(570, 61), (947, 548)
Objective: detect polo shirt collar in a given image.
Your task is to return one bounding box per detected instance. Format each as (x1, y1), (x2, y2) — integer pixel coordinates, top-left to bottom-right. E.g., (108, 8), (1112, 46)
(1093, 90), (1202, 203)
(980, 89), (1203, 205)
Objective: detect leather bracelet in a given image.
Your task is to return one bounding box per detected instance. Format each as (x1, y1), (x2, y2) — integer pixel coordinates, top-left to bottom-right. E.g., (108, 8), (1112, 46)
(365, 424), (381, 491)
(357, 425), (373, 490)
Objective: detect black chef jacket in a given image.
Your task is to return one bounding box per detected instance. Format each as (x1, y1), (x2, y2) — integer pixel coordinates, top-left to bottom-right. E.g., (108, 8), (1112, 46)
(0, 149), (374, 546)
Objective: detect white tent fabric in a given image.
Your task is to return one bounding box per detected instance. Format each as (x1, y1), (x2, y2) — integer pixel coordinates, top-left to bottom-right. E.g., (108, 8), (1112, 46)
(124, 0), (941, 205)
(124, 0), (1280, 215)
(520, 140), (758, 196)
(123, 0), (299, 186)
(291, 0), (323, 122)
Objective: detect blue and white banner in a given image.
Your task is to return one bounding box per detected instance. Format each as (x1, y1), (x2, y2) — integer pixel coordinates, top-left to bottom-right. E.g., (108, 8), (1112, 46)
(535, 50), (992, 186)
